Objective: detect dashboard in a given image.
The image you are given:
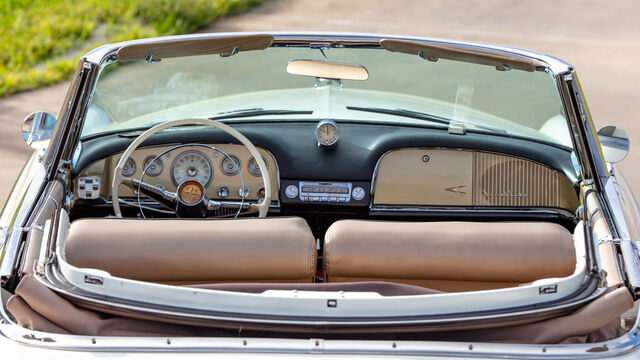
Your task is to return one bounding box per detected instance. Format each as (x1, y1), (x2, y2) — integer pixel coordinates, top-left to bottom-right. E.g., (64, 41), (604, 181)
(73, 122), (580, 217)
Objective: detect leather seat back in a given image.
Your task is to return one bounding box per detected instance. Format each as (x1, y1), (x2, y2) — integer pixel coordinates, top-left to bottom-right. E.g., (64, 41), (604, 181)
(65, 217), (316, 284)
(323, 220), (576, 292)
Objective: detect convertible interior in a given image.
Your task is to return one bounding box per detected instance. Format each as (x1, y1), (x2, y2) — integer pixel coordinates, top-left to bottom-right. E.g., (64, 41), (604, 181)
(3, 34), (636, 346)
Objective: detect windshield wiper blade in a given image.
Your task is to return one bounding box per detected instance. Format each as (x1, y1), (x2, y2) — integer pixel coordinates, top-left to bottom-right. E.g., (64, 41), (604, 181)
(209, 108), (313, 120)
(346, 106), (507, 133)
(346, 106), (450, 126)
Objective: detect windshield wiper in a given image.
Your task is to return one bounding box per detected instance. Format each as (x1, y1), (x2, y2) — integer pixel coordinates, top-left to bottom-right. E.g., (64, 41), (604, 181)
(209, 108), (313, 120)
(346, 106), (507, 133)
(346, 106), (450, 126)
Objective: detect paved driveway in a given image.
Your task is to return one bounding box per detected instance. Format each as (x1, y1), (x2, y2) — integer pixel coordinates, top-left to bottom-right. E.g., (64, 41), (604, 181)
(1, 0), (638, 205)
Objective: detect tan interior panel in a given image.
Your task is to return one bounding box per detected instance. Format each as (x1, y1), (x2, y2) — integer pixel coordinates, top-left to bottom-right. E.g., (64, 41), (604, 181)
(373, 148), (578, 211)
(76, 144), (279, 201)
(373, 149), (473, 206)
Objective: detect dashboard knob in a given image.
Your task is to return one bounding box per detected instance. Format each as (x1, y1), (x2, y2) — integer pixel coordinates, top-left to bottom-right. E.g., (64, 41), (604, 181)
(352, 186), (366, 201)
(217, 185), (229, 198)
(285, 185), (299, 199)
(238, 186), (250, 198)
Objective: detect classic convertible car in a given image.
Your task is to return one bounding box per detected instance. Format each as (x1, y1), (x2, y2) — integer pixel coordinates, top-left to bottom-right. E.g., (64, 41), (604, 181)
(1, 32), (640, 359)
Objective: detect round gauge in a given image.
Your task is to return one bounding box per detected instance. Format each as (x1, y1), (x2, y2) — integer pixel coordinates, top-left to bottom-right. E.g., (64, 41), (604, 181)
(171, 150), (213, 187)
(248, 156), (268, 177)
(220, 154), (241, 175)
(121, 158), (136, 177)
(142, 156), (163, 177)
(315, 119), (339, 148)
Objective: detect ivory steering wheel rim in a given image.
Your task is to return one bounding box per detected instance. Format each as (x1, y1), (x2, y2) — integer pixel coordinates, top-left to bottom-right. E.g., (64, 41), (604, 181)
(111, 118), (271, 218)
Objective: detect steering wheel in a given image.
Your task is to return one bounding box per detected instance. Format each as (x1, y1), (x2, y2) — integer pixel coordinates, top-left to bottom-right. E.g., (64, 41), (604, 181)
(111, 118), (271, 218)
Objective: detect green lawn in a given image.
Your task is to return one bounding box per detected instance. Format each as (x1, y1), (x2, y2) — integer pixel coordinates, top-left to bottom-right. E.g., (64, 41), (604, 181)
(0, 0), (261, 97)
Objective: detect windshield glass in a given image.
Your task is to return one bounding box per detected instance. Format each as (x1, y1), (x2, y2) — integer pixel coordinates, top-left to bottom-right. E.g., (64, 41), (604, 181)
(83, 45), (570, 147)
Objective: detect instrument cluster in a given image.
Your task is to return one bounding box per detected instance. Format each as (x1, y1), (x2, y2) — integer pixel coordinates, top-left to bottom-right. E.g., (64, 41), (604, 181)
(76, 144), (278, 202)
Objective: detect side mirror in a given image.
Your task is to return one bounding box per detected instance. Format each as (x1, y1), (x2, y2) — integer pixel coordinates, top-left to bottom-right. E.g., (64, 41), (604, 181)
(22, 111), (57, 150)
(597, 125), (629, 164)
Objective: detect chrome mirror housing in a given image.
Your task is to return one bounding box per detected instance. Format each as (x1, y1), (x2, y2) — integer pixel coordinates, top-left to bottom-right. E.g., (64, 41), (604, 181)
(597, 125), (630, 163)
(21, 111), (57, 150)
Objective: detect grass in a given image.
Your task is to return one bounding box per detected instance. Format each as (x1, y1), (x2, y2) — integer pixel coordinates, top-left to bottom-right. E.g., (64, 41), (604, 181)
(0, 0), (261, 97)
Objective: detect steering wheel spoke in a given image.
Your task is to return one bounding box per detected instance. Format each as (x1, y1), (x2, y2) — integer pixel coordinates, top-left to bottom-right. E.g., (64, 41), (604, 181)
(121, 178), (177, 211)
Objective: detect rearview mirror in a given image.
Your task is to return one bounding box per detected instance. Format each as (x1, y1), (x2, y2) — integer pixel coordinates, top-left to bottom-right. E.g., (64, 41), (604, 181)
(286, 59), (369, 81)
(597, 125), (629, 163)
(22, 111), (57, 150)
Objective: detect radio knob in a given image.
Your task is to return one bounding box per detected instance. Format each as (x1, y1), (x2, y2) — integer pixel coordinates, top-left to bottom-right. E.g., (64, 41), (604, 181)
(285, 184), (299, 199)
(352, 186), (366, 201)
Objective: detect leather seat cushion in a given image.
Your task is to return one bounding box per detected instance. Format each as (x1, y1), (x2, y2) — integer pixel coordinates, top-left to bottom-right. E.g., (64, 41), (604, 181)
(65, 217), (316, 283)
(323, 220), (576, 289)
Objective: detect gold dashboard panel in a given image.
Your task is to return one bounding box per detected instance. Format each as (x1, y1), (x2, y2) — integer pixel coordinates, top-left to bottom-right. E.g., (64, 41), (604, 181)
(373, 148), (578, 211)
(77, 144), (279, 201)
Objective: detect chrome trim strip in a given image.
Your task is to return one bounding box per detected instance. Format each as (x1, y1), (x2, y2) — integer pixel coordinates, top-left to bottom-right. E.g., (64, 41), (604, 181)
(1, 286), (639, 358)
(0, 160), (47, 278)
(369, 205), (574, 218)
(109, 198), (281, 210)
(604, 176), (640, 294)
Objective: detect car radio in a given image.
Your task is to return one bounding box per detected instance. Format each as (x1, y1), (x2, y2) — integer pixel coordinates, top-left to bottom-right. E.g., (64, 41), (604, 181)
(299, 181), (352, 202)
(281, 180), (369, 205)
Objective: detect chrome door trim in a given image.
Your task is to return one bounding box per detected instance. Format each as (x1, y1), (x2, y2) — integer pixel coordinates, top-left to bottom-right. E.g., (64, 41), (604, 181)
(0, 155), (47, 278)
(603, 176), (640, 295)
(2, 292), (640, 358)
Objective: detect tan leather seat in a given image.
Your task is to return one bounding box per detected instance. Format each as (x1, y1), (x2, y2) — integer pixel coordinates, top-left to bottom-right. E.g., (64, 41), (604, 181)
(65, 217), (316, 284)
(323, 220), (576, 292)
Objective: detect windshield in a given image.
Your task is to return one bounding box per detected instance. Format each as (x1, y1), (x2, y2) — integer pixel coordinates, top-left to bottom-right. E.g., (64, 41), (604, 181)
(83, 45), (570, 147)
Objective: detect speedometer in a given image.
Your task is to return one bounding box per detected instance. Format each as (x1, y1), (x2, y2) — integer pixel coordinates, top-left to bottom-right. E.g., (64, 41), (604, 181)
(171, 150), (213, 187)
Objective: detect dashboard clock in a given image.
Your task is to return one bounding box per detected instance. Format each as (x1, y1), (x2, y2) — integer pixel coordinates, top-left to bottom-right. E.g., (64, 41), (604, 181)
(315, 119), (339, 148)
